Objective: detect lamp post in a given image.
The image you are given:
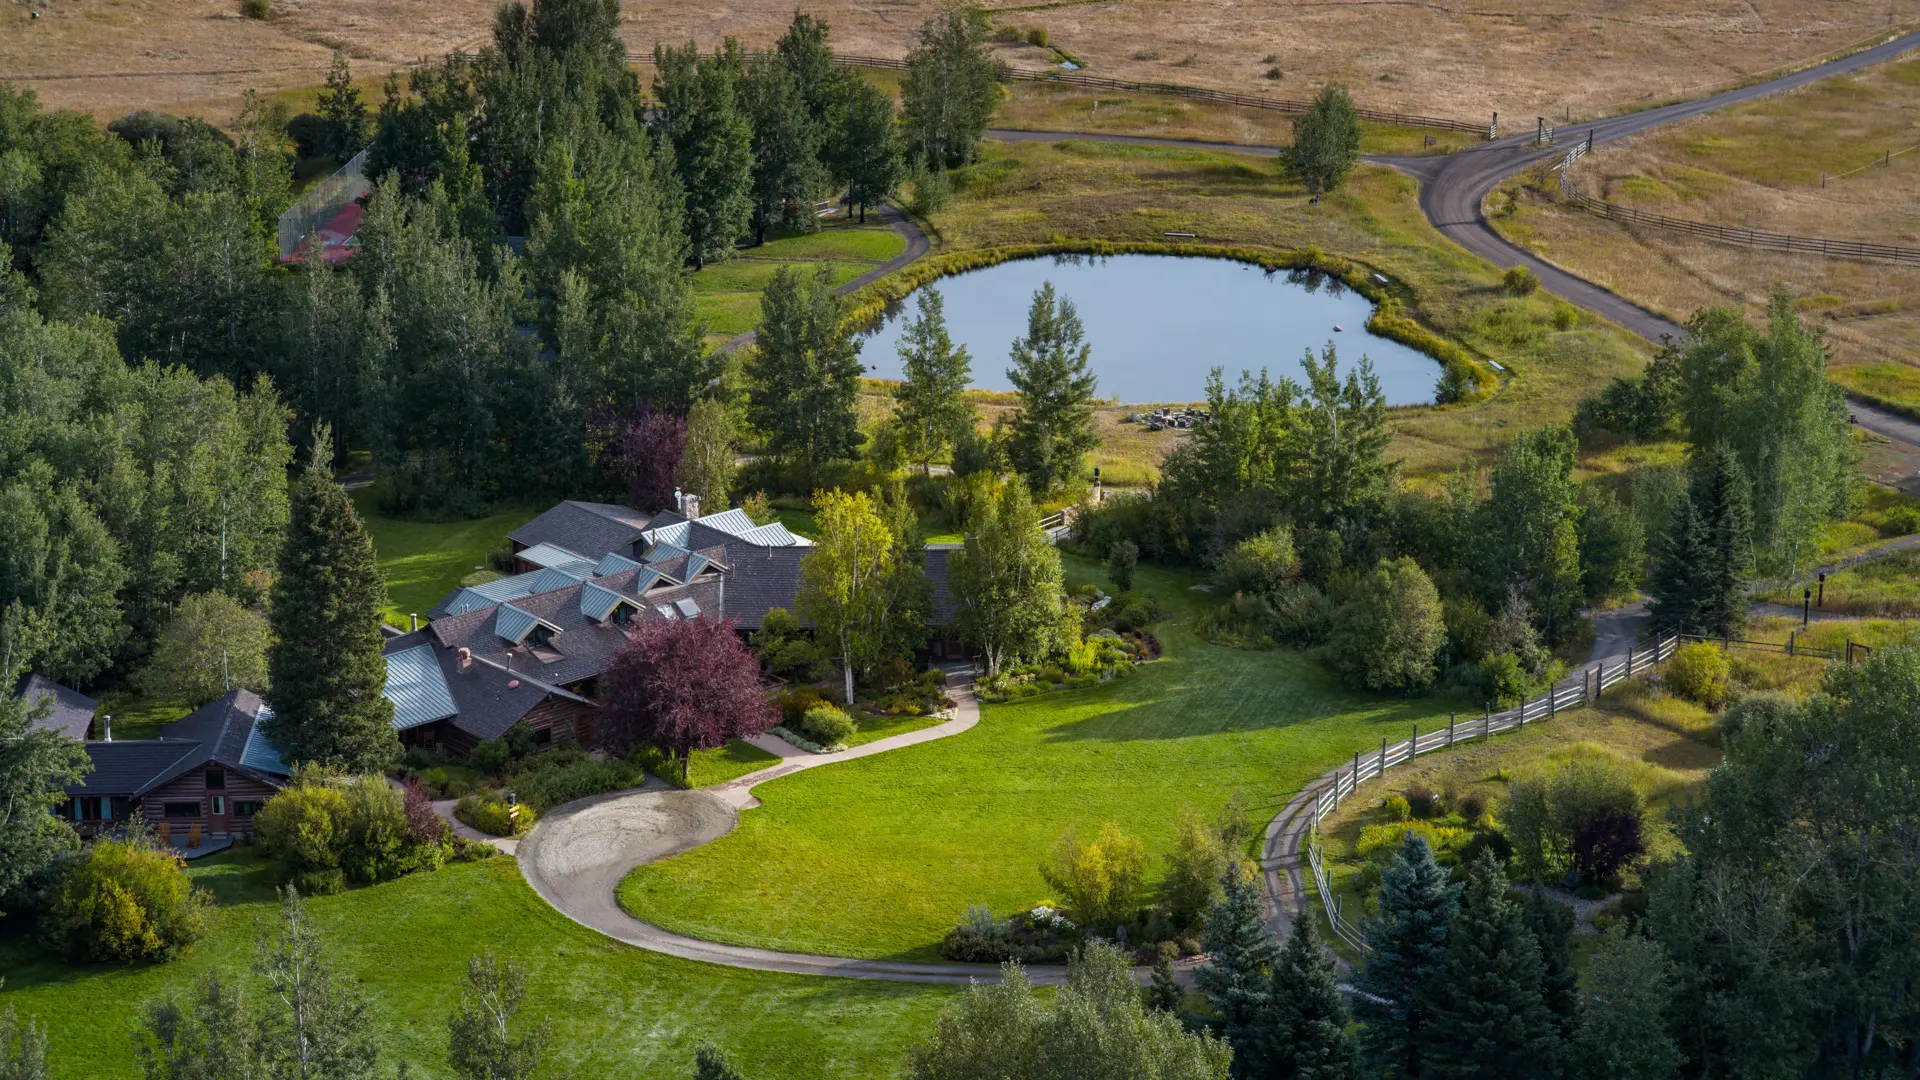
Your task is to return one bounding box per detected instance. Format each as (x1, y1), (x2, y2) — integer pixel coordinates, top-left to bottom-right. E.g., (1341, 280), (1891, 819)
(1818, 572), (1826, 608)
(1803, 587), (1813, 628)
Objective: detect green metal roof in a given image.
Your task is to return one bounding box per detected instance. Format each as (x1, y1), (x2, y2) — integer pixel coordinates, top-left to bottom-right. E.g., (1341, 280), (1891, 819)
(382, 644), (458, 730)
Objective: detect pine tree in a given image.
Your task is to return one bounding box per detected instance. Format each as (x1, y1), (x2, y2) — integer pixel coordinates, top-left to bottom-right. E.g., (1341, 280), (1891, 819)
(1692, 444), (1753, 638)
(1522, 890), (1580, 1059)
(1648, 495), (1708, 634)
(1195, 868), (1277, 1073)
(1264, 913), (1357, 1080)
(1147, 941), (1185, 1015)
(653, 40), (754, 268)
(1422, 853), (1561, 1080)
(1574, 926), (1680, 1080)
(743, 54), (825, 245)
(1355, 833), (1459, 1080)
(266, 429), (397, 771)
(892, 288), (976, 475)
(1006, 282), (1099, 496)
(839, 80), (906, 221)
(316, 52), (370, 160)
(747, 264), (864, 468)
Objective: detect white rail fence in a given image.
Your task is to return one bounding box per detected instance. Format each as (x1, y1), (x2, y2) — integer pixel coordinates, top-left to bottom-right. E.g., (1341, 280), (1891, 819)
(1302, 632), (1682, 951)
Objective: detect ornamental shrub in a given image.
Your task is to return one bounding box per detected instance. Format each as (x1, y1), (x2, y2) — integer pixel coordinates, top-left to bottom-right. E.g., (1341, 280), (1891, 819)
(255, 779), (350, 893)
(1038, 823), (1147, 931)
(1664, 643), (1730, 708)
(1480, 651), (1528, 708)
(777, 686), (830, 726)
(1214, 525), (1299, 597)
(454, 793), (536, 838)
(1382, 794), (1412, 822)
(1503, 265), (1540, 295)
(44, 825), (211, 963)
(797, 704), (857, 747)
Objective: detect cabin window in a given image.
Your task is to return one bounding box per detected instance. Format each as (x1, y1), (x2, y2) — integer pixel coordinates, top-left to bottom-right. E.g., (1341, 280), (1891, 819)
(163, 802), (200, 818)
(535, 727), (553, 746)
(204, 769), (225, 790)
(210, 795), (226, 816)
(235, 801), (263, 817)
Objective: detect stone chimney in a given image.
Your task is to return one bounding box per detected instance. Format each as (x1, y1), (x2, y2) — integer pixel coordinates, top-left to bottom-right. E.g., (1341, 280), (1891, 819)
(683, 493), (701, 520)
(458, 647), (472, 673)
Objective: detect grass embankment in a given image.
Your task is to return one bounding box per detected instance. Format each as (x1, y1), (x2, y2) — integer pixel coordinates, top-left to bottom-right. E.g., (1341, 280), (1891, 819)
(1306, 679), (1722, 953)
(883, 138), (1649, 481)
(1757, 549), (1920, 616)
(991, 82), (1483, 156)
(0, 855), (951, 1080)
(1487, 54), (1920, 414)
(618, 554), (1459, 961)
(694, 218), (906, 349)
(352, 492), (539, 628)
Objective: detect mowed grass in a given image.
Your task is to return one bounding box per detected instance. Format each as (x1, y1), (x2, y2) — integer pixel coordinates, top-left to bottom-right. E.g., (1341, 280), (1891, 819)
(694, 219), (906, 339)
(689, 740), (783, 786)
(618, 556), (1457, 961)
(351, 493), (539, 627)
(0, 855), (953, 1080)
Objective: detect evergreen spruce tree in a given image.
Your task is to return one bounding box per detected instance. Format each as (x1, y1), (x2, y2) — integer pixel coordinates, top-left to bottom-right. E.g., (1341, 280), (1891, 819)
(1006, 282), (1099, 496)
(1147, 941), (1185, 1015)
(1194, 868), (1277, 1074)
(266, 429), (397, 771)
(1522, 890), (1580, 1058)
(1648, 495), (1708, 634)
(1355, 833), (1459, 1080)
(653, 41), (754, 268)
(1263, 913), (1357, 1080)
(1692, 444), (1753, 638)
(1423, 853), (1561, 1080)
(743, 55), (826, 245)
(747, 264), (864, 468)
(316, 52), (371, 160)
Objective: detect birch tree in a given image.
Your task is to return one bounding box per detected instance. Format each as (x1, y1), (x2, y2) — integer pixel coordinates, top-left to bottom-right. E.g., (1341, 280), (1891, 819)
(949, 481), (1067, 676)
(798, 490), (899, 704)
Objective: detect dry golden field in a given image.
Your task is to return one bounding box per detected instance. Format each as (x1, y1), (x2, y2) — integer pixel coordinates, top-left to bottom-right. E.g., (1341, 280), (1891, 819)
(1490, 52), (1920, 413)
(1, 0), (1913, 125)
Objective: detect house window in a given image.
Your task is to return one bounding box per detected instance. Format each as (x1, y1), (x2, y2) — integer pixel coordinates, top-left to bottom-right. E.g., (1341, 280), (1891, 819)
(535, 727), (553, 746)
(163, 802), (200, 818)
(205, 770), (225, 790)
(235, 801), (262, 817)
(210, 795), (226, 816)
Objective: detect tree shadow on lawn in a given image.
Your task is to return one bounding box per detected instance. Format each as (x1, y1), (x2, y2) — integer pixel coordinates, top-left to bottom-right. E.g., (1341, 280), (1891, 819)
(1029, 641), (1459, 745)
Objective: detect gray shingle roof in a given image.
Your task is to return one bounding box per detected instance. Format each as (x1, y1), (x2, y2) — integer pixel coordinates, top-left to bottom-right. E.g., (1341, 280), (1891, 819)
(66, 690), (289, 797)
(431, 577), (725, 688)
(382, 630), (593, 742)
(509, 501), (657, 562)
(19, 675), (98, 741)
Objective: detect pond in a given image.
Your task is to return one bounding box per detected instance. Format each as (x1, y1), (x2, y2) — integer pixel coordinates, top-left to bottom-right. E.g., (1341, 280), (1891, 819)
(857, 254), (1441, 406)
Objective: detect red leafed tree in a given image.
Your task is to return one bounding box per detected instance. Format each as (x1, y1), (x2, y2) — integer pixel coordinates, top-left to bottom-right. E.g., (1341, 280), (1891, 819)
(604, 616), (777, 763)
(599, 402), (686, 511)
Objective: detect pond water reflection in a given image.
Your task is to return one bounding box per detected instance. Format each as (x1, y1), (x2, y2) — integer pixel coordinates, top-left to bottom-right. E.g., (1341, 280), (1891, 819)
(857, 254), (1439, 405)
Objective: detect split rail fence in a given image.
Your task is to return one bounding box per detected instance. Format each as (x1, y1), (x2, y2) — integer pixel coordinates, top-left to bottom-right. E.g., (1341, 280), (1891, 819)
(1556, 139), (1920, 265)
(1304, 632), (1682, 953)
(628, 52), (1488, 135)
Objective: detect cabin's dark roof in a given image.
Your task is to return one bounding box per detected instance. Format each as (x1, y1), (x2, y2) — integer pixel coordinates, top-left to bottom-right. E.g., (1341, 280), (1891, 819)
(430, 578), (725, 687)
(508, 501), (658, 561)
(381, 629), (591, 741)
(66, 690), (288, 798)
(19, 675), (98, 741)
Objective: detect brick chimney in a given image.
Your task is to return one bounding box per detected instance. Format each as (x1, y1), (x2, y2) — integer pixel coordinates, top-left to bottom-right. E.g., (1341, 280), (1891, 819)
(458, 647), (472, 673)
(683, 493), (701, 520)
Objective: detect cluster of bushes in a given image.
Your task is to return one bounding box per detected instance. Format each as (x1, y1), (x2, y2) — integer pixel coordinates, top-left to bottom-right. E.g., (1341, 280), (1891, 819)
(254, 774), (454, 894)
(453, 792), (538, 838)
(975, 625), (1155, 703)
(751, 609), (832, 683)
(773, 703), (858, 752)
(944, 795), (1252, 964)
(43, 820), (212, 963)
(941, 903), (1078, 964)
(1661, 642), (1731, 708)
(1505, 757), (1648, 890)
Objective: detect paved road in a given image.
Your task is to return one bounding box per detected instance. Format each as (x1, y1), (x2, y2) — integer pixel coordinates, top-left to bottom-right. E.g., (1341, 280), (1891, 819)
(1368, 29), (1920, 445)
(516, 671), (1087, 984)
(710, 203), (929, 358)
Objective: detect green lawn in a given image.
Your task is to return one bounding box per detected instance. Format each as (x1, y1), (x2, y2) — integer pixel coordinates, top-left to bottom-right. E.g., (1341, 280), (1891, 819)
(689, 739), (782, 787)
(692, 220), (905, 342)
(352, 493), (541, 626)
(617, 556), (1455, 962)
(0, 855), (952, 1080)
